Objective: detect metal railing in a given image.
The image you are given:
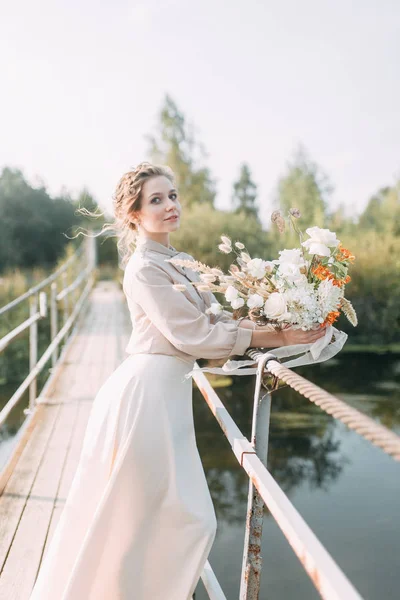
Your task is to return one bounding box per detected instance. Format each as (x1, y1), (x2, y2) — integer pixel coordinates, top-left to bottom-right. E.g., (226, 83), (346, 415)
(193, 348), (400, 600)
(0, 237), (97, 426)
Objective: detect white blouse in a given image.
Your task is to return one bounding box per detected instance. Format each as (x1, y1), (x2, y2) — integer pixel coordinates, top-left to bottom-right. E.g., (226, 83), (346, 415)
(123, 238), (253, 364)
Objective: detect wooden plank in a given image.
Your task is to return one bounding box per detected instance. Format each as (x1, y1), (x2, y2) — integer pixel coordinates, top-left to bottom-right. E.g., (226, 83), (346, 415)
(0, 290), (95, 570)
(41, 311), (103, 558)
(0, 300), (97, 571)
(0, 404), (61, 572)
(43, 400), (92, 558)
(0, 399), (80, 599)
(43, 283), (125, 559)
(0, 407), (43, 497)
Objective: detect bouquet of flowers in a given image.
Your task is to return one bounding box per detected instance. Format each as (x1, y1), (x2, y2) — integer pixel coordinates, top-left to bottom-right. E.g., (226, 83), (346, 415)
(169, 209), (357, 375)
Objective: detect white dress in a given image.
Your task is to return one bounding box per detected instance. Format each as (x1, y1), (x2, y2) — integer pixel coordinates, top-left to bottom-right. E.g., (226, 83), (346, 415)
(29, 238), (253, 600)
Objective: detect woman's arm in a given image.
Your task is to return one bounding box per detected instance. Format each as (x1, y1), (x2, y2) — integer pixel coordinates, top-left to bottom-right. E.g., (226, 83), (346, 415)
(239, 318), (328, 348)
(130, 263), (253, 359)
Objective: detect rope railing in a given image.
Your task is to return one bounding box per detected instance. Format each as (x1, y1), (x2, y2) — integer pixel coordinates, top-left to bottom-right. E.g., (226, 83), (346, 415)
(246, 350), (400, 462)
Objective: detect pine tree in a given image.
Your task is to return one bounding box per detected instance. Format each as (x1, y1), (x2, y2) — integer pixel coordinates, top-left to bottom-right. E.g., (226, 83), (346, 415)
(276, 144), (331, 228)
(146, 95), (216, 207)
(231, 163), (259, 222)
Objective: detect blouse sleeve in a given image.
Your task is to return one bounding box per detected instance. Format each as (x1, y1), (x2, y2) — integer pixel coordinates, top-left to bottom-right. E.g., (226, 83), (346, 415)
(131, 263), (253, 359)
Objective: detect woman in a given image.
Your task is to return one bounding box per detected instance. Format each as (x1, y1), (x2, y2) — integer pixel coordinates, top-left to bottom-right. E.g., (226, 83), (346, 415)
(29, 162), (326, 600)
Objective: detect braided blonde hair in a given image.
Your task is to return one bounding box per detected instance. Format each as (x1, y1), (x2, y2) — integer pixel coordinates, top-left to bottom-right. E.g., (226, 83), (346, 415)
(73, 162), (176, 267)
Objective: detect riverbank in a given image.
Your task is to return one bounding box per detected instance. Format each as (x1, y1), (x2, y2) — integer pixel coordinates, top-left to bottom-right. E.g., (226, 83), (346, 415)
(342, 343), (400, 354)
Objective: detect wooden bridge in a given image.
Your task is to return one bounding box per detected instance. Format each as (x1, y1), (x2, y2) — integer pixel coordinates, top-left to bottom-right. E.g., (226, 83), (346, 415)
(0, 238), (399, 600)
(0, 279), (129, 599)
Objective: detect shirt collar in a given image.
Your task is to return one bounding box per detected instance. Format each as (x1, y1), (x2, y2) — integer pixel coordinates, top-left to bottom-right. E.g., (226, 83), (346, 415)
(135, 237), (179, 257)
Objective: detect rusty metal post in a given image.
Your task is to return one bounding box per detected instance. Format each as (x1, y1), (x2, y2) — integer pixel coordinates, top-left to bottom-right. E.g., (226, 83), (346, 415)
(239, 352), (277, 599)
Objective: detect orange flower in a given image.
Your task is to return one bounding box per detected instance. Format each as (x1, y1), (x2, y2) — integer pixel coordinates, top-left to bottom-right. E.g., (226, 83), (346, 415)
(323, 311), (340, 325)
(312, 265), (333, 281)
(337, 244), (355, 263)
(332, 274), (351, 288)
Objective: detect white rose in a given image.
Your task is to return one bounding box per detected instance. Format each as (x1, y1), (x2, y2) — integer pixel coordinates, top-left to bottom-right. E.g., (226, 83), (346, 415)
(264, 292), (288, 321)
(277, 248), (305, 266)
(231, 297), (245, 309)
(206, 302), (223, 315)
(247, 293), (264, 309)
(277, 262), (306, 284)
(225, 285), (239, 302)
(301, 227), (339, 257)
(247, 258), (268, 279)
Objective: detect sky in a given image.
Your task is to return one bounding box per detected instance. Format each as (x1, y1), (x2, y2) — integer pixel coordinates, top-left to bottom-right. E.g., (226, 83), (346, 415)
(1, 0), (399, 227)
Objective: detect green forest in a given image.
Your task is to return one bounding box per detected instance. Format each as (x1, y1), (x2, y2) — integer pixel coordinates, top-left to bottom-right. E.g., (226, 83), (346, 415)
(1, 94), (399, 347)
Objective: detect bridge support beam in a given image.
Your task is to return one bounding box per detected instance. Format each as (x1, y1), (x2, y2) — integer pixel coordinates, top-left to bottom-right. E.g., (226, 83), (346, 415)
(239, 353), (277, 600)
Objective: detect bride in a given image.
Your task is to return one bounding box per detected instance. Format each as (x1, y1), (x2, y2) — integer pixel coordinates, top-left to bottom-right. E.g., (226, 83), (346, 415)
(29, 162), (326, 599)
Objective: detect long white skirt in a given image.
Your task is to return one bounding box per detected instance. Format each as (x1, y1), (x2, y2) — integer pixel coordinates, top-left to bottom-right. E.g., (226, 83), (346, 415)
(29, 353), (217, 600)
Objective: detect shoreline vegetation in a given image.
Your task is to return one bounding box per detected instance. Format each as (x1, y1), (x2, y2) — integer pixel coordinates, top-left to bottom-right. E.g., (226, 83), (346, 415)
(342, 344), (400, 354)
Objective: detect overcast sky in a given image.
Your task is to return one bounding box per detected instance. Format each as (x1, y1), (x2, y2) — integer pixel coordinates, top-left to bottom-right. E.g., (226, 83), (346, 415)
(1, 0), (399, 227)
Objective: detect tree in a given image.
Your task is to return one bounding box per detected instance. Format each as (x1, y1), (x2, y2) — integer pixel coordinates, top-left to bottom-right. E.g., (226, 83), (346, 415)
(276, 144), (331, 228)
(169, 202), (269, 273)
(146, 95), (216, 207)
(358, 184), (400, 235)
(325, 204), (355, 237)
(0, 167), (98, 273)
(231, 163), (259, 222)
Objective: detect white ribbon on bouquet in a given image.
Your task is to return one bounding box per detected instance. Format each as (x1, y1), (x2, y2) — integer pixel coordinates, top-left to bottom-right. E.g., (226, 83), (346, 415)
(184, 325), (348, 380)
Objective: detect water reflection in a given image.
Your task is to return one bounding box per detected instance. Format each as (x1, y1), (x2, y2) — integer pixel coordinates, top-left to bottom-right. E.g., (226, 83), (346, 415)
(195, 353), (400, 522)
(194, 374), (348, 524)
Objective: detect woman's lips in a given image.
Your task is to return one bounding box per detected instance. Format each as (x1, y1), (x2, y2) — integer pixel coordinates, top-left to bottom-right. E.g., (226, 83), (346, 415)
(165, 215), (179, 221)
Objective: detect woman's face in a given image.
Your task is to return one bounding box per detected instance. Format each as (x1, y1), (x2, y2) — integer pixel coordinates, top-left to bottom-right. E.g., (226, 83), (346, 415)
(135, 175), (181, 238)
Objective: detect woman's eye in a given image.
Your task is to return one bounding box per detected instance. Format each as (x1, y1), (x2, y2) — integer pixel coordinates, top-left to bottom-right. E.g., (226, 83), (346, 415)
(150, 193), (177, 204)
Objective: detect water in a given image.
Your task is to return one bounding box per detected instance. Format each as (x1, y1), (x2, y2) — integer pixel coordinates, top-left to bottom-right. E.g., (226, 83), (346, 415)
(194, 353), (400, 599)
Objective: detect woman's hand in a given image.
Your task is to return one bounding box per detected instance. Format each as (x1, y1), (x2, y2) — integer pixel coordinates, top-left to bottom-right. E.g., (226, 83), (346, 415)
(280, 324), (328, 346)
(249, 322), (328, 349)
